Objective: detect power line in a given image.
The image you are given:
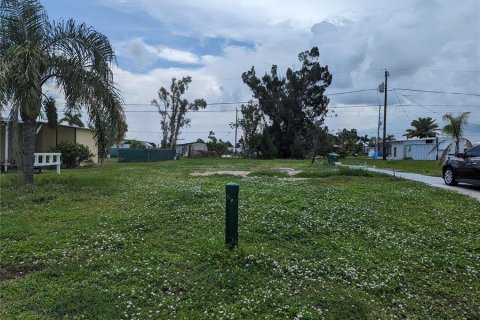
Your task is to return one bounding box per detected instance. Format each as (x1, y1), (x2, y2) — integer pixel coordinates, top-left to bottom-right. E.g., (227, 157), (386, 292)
(394, 88), (480, 97)
(328, 88), (378, 96)
(129, 130), (232, 134)
(400, 94), (443, 116)
(46, 88), (379, 107)
(394, 90), (412, 121)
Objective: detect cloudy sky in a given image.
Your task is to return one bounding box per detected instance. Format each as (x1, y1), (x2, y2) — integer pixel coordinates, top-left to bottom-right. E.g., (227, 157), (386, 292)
(41, 0), (480, 144)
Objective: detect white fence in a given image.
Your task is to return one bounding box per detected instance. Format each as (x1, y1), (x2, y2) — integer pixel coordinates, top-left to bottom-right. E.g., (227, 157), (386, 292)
(34, 153), (61, 174)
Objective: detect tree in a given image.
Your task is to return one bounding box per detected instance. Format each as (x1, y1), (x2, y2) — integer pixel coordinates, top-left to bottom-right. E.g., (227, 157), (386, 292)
(230, 100), (263, 156)
(60, 109), (85, 127)
(385, 134), (396, 142)
(43, 97), (58, 128)
(0, 0), (126, 184)
(315, 127), (336, 156)
(152, 77), (207, 149)
(442, 112), (471, 155)
(206, 131), (231, 156)
(403, 117), (439, 139)
(335, 128), (361, 155)
(242, 47), (332, 158)
(257, 128), (277, 159)
(290, 134), (305, 159)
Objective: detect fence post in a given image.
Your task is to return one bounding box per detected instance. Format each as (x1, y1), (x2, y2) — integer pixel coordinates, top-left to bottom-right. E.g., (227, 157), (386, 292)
(225, 182), (239, 249)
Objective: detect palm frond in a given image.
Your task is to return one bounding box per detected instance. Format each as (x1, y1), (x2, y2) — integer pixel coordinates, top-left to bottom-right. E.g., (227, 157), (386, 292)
(45, 19), (115, 77)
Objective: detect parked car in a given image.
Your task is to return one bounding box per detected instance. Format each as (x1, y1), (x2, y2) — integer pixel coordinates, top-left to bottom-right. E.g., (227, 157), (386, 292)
(442, 145), (480, 186)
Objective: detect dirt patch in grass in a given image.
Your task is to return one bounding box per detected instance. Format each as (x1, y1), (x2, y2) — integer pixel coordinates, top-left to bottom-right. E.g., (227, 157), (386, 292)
(275, 168), (302, 176)
(190, 170), (251, 177)
(0, 265), (42, 282)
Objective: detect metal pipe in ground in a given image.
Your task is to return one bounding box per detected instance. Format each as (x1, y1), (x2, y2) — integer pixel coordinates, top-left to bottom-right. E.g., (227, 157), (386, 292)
(225, 182), (239, 249)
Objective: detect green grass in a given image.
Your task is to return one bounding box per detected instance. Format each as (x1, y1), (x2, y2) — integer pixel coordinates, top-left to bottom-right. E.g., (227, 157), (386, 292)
(341, 157), (442, 176)
(1, 158), (479, 319)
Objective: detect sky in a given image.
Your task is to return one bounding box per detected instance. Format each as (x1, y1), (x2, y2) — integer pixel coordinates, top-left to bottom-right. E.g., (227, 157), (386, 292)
(40, 0), (480, 145)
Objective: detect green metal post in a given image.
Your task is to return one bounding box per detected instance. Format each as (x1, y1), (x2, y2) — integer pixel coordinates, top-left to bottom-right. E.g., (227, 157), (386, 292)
(225, 182), (239, 249)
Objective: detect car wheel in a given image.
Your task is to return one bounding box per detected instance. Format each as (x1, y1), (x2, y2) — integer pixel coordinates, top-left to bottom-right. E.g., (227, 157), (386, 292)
(443, 167), (458, 186)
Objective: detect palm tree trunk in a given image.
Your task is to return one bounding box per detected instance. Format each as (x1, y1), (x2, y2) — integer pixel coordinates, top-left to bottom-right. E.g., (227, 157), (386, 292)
(22, 119), (36, 184)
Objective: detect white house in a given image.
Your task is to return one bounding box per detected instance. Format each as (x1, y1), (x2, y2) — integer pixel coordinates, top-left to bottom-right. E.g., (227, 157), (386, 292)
(388, 137), (459, 160)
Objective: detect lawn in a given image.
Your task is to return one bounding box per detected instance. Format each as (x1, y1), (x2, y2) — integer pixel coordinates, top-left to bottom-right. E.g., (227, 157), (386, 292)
(1, 158), (479, 319)
(340, 157), (442, 176)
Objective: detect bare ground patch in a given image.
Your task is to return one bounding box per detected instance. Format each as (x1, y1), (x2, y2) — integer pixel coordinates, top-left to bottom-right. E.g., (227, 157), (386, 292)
(190, 171), (251, 177)
(275, 168), (302, 176)
(0, 265), (42, 282)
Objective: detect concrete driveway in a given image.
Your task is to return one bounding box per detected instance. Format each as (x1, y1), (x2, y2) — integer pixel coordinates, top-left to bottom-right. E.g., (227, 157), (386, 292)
(349, 165), (480, 201)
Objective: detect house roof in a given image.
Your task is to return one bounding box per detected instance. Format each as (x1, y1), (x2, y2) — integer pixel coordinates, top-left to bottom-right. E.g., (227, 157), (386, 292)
(176, 141), (207, 146)
(0, 119), (90, 130)
(390, 137), (446, 144)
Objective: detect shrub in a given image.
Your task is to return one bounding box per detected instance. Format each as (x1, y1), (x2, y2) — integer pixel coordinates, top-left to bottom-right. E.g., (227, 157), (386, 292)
(51, 141), (94, 168)
(257, 128), (276, 159)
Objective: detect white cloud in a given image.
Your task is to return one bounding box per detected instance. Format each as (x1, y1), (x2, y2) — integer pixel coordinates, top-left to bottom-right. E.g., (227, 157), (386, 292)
(157, 47), (199, 64)
(103, 0), (480, 144)
(117, 38), (200, 68)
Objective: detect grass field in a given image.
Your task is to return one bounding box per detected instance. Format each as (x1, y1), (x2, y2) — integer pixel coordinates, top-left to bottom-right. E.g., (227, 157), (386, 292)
(340, 158), (442, 176)
(1, 159), (479, 319)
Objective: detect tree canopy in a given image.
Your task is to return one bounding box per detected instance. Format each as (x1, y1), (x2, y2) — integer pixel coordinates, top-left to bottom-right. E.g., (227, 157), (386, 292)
(0, 0), (126, 183)
(442, 112), (470, 155)
(230, 100), (263, 156)
(152, 76), (207, 149)
(404, 117), (439, 139)
(242, 47), (332, 158)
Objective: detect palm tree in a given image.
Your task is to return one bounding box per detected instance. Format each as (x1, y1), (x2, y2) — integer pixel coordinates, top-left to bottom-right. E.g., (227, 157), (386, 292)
(429, 112), (472, 163)
(0, 0), (127, 184)
(59, 110), (85, 128)
(442, 112), (470, 155)
(403, 117), (439, 139)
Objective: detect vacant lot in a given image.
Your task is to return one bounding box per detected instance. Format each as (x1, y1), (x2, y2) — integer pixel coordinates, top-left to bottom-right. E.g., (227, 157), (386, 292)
(1, 159), (479, 319)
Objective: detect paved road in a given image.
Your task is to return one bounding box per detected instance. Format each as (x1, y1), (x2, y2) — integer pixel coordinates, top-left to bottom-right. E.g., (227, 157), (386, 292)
(349, 165), (480, 201)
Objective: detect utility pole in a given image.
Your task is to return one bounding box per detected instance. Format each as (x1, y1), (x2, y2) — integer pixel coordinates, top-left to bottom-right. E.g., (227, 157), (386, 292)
(377, 106), (381, 155)
(234, 107), (238, 155)
(382, 69), (389, 161)
(377, 83), (384, 157)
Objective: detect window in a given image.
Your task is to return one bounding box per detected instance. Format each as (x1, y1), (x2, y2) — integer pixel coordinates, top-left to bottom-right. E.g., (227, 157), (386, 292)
(426, 139), (434, 144)
(394, 147), (397, 157)
(466, 146), (480, 157)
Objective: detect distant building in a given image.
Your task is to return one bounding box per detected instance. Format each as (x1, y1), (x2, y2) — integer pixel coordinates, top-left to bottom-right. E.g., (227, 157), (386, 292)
(175, 142), (208, 157)
(111, 140), (156, 149)
(1, 119), (99, 165)
(388, 137), (459, 160)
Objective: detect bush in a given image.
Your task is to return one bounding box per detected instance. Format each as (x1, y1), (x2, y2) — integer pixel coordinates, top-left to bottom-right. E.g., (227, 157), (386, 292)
(52, 141), (94, 168)
(257, 128), (276, 159)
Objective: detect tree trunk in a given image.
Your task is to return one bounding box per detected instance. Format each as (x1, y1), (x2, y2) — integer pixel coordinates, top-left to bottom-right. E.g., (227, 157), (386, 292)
(22, 118), (37, 184)
(171, 113), (184, 149)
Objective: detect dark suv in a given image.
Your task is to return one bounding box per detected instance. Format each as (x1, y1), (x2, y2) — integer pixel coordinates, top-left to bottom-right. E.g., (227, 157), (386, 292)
(442, 145), (480, 186)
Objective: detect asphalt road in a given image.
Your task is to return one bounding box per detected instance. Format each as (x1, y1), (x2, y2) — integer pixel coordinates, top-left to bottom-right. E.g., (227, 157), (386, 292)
(349, 165), (480, 201)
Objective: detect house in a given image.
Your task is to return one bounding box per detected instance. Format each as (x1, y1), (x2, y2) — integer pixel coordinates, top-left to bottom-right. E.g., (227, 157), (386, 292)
(175, 141), (208, 157)
(388, 137), (458, 160)
(0, 119), (99, 165)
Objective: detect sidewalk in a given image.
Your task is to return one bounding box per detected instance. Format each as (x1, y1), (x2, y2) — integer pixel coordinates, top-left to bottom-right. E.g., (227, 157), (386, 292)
(349, 165), (480, 201)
